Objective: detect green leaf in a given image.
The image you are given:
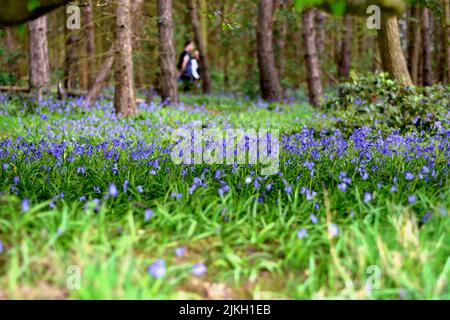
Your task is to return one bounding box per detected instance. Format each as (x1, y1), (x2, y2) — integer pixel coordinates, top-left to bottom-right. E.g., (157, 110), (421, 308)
(330, 0), (346, 15)
(27, 0), (41, 12)
(16, 24), (27, 37)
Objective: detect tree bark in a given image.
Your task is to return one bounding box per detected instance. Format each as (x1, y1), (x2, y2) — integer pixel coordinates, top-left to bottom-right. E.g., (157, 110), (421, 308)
(86, 44), (116, 105)
(3, 27), (18, 83)
(407, 5), (421, 85)
(421, 7), (433, 86)
(157, 0), (179, 104)
(302, 9), (323, 107)
(443, 0), (450, 83)
(85, 0), (143, 106)
(114, 0), (137, 116)
(199, 0), (208, 52)
(315, 10), (326, 53)
(64, 25), (79, 90)
(377, 14), (412, 85)
(188, 0), (212, 94)
(274, 0), (287, 80)
(221, 0), (230, 90)
(257, 0), (283, 101)
(84, 0), (96, 89)
(338, 15), (353, 79)
(29, 15), (50, 100)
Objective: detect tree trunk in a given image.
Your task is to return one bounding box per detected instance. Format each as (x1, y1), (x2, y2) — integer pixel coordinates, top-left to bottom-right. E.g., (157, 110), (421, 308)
(315, 10), (326, 53)
(114, 0), (137, 116)
(84, 0), (96, 89)
(257, 0), (283, 101)
(221, 0), (230, 90)
(274, 0), (287, 80)
(443, 0), (450, 82)
(4, 27), (18, 83)
(407, 5), (421, 85)
(199, 0), (208, 52)
(86, 0), (143, 106)
(157, 0), (179, 104)
(302, 9), (323, 107)
(64, 26), (79, 90)
(377, 14), (412, 85)
(86, 44), (115, 105)
(29, 15), (50, 99)
(338, 15), (352, 79)
(421, 7), (433, 86)
(188, 0), (212, 94)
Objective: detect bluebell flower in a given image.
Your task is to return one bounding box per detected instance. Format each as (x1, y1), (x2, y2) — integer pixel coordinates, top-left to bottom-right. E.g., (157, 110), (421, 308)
(137, 185), (144, 193)
(0, 240), (3, 254)
(175, 247), (187, 257)
(408, 194), (416, 204)
(297, 228), (308, 239)
(338, 183), (347, 192)
(405, 172), (414, 181)
(192, 263), (207, 276)
(310, 213), (318, 224)
(22, 198), (30, 212)
(364, 192), (372, 204)
(148, 259), (166, 279)
(144, 209), (153, 221)
(108, 184), (118, 197)
(422, 212), (431, 223)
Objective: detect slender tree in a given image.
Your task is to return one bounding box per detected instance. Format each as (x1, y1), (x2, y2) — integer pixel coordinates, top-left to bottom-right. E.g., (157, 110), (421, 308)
(257, 0), (283, 101)
(188, 0), (212, 94)
(114, 0), (137, 116)
(84, 0), (96, 89)
(407, 5), (421, 85)
(64, 22), (79, 90)
(29, 15), (50, 99)
(86, 0), (143, 106)
(377, 14), (412, 85)
(302, 8), (323, 107)
(443, 0), (450, 82)
(421, 6), (433, 86)
(274, 0), (287, 80)
(157, 0), (179, 104)
(338, 15), (353, 79)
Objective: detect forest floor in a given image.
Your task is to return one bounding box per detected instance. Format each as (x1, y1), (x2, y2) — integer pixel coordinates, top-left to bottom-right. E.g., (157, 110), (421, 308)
(0, 94), (448, 299)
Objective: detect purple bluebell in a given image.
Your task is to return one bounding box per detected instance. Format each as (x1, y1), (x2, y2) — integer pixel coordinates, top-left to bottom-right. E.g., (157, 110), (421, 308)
(22, 198), (30, 212)
(148, 259), (166, 279)
(364, 192), (372, 204)
(297, 228), (308, 239)
(108, 184), (118, 197)
(192, 263), (207, 276)
(144, 209), (153, 221)
(310, 213), (318, 224)
(175, 246), (187, 257)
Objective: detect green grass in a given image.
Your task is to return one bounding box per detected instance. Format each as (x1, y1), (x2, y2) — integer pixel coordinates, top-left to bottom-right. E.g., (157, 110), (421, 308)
(0, 95), (448, 299)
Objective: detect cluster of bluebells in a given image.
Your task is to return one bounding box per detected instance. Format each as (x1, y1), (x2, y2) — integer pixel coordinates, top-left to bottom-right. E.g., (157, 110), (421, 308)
(0, 96), (449, 213)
